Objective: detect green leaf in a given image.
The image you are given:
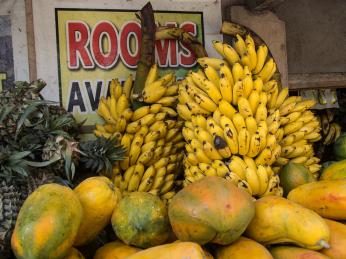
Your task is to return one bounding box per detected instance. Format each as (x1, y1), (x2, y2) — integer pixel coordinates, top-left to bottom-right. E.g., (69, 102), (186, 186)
(25, 157), (60, 167)
(10, 151), (31, 160)
(0, 105), (15, 123)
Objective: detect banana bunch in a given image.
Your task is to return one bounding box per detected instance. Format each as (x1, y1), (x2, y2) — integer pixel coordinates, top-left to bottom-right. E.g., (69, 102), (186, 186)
(94, 77), (133, 138)
(178, 34), (283, 197)
(272, 89), (322, 178)
(95, 65), (184, 203)
(318, 109), (342, 145)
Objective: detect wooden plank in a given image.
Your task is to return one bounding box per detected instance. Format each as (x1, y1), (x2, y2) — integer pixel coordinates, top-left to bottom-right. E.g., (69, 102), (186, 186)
(25, 0), (37, 81)
(245, 0), (286, 11)
(288, 73), (346, 90)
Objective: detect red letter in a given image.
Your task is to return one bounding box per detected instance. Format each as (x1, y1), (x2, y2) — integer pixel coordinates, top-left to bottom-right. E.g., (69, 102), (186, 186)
(120, 21), (141, 68)
(179, 22), (197, 67)
(91, 21), (119, 69)
(67, 21), (93, 69)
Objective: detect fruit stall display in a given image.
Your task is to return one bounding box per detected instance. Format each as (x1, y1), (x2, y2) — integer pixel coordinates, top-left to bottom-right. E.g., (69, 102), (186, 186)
(1, 2), (346, 259)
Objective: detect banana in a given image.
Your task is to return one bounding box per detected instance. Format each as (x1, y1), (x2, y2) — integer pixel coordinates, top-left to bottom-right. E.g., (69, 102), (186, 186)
(242, 75), (254, 98)
(186, 153), (199, 166)
(123, 165), (136, 189)
(129, 129), (147, 165)
(219, 72), (233, 103)
(141, 141), (156, 153)
(305, 157), (320, 166)
(199, 163), (217, 177)
(255, 147), (272, 166)
(142, 80), (167, 103)
(194, 93), (218, 113)
(257, 58), (274, 83)
(253, 45), (268, 74)
(97, 101), (117, 124)
(245, 36), (257, 71)
(286, 146), (305, 159)
(94, 130), (112, 139)
(232, 63), (244, 82)
(191, 73), (223, 104)
(247, 132), (262, 158)
(281, 146), (296, 157)
(103, 124), (117, 133)
(245, 116), (257, 135)
(237, 180), (253, 196)
(195, 149), (212, 163)
(275, 128), (285, 142)
(281, 134), (296, 146)
(194, 127), (214, 145)
(292, 99), (316, 113)
(219, 100), (237, 119)
(308, 164), (321, 174)
(204, 65), (220, 87)
(203, 141), (223, 160)
(241, 53), (251, 68)
(257, 165), (269, 195)
(127, 163), (145, 191)
(275, 87), (289, 108)
(243, 156), (257, 172)
(157, 96), (177, 106)
(260, 175), (280, 197)
(266, 109), (280, 126)
(122, 74), (133, 99)
(233, 34), (247, 56)
(213, 108), (222, 125)
(115, 116), (127, 133)
(166, 128), (181, 142)
(220, 63), (234, 86)
(197, 57), (225, 70)
(206, 117), (225, 137)
(213, 136), (232, 158)
(304, 131), (321, 141)
(268, 86), (279, 110)
(224, 126), (239, 154)
(232, 81), (245, 106)
(126, 121), (142, 134)
(212, 40), (240, 65)
(151, 168), (167, 190)
(255, 103), (267, 122)
(177, 104), (192, 120)
(211, 160), (230, 177)
(248, 91), (260, 114)
(291, 156), (309, 164)
(265, 133), (277, 151)
(109, 96), (118, 121)
(275, 157), (289, 166)
(165, 84), (178, 96)
(232, 113), (246, 133)
(324, 124), (336, 145)
(159, 178), (174, 195)
(191, 115), (208, 129)
(116, 94), (129, 116)
(145, 64), (158, 87)
(132, 106), (150, 121)
(113, 80), (123, 100)
(109, 79), (117, 98)
(283, 121), (304, 135)
(238, 127), (251, 155)
(268, 145), (281, 165)
(245, 166), (260, 195)
(139, 113), (156, 126)
(253, 78), (263, 93)
(182, 127), (196, 142)
(333, 123), (342, 142)
(228, 157), (246, 180)
(281, 96), (302, 108)
(259, 92), (268, 106)
(238, 97), (253, 118)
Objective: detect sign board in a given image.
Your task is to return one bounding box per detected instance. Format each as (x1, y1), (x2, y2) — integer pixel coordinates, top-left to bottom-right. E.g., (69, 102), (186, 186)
(32, 0), (222, 131)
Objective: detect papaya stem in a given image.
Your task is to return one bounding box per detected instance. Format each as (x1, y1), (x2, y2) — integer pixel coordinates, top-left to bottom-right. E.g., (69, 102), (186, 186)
(156, 27), (208, 58)
(132, 2), (156, 106)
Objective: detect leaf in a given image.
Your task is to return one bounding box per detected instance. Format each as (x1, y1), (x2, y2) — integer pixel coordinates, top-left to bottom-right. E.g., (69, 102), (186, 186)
(25, 157), (60, 167)
(16, 102), (43, 136)
(10, 151), (31, 160)
(0, 105), (15, 123)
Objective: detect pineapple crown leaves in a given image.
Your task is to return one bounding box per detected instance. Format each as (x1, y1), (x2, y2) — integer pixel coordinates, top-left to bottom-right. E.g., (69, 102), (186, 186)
(0, 146), (59, 182)
(79, 136), (126, 178)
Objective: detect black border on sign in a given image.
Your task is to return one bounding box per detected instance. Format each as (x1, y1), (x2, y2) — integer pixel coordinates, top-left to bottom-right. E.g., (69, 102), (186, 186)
(55, 8), (204, 131)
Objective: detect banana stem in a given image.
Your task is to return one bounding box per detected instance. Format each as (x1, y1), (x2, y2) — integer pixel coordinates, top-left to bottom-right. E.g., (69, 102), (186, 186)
(156, 27), (208, 58)
(132, 2), (156, 106)
(221, 21), (264, 46)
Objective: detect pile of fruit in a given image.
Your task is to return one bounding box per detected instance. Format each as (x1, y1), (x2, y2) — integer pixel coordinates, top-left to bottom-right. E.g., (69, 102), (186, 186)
(3, 3), (346, 259)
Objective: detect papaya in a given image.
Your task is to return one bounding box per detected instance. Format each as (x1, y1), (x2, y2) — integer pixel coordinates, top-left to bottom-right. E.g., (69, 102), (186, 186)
(74, 177), (120, 246)
(287, 179), (346, 220)
(269, 246), (329, 259)
(126, 242), (208, 259)
(168, 176), (255, 245)
(93, 241), (141, 259)
(245, 196), (330, 250)
(320, 160), (346, 180)
(333, 133), (346, 160)
(11, 184), (83, 259)
(111, 192), (170, 248)
(64, 248), (85, 259)
(215, 237), (273, 259)
(320, 218), (346, 258)
(279, 162), (314, 196)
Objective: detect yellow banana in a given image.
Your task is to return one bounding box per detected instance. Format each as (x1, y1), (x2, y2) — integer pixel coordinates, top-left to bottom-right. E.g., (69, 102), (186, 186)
(255, 103), (267, 122)
(238, 97), (253, 118)
(213, 108), (222, 125)
(233, 34), (247, 56)
(194, 93), (218, 113)
(194, 127), (214, 145)
(232, 62), (244, 82)
(191, 115), (207, 129)
(257, 58), (274, 83)
(254, 45), (268, 74)
(242, 75), (254, 98)
(253, 78), (263, 93)
(291, 156), (309, 164)
(232, 81), (245, 106)
(268, 86), (279, 110)
(97, 101), (117, 124)
(197, 57), (225, 70)
(123, 74), (133, 99)
(219, 100), (237, 120)
(292, 99), (316, 113)
(145, 64), (158, 87)
(203, 141), (223, 160)
(247, 132), (261, 158)
(268, 145), (281, 165)
(245, 39), (257, 71)
(281, 96), (302, 108)
(123, 166), (136, 189)
(165, 84), (178, 96)
(275, 87), (289, 108)
(238, 127), (251, 155)
(116, 94), (129, 116)
(206, 117), (224, 137)
(191, 72), (222, 104)
(123, 108), (133, 121)
(248, 91), (260, 114)
(195, 149), (212, 164)
(220, 63), (234, 87)
(177, 104), (192, 120)
(210, 160), (229, 177)
(219, 72), (233, 103)
(279, 102), (296, 116)
(224, 126), (239, 154)
(245, 116), (257, 135)
(241, 53), (251, 68)
(275, 157), (289, 166)
(204, 65), (220, 87)
(113, 80), (123, 100)
(232, 113), (246, 133)
(284, 121), (304, 135)
(243, 156), (257, 172)
(228, 158), (246, 180)
(245, 166), (260, 195)
(127, 163), (145, 191)
(142, 81), (167, 103)
(132, 106), (150, 121)
(115, 116), (127, 133)
(255, 147), (272, 166)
